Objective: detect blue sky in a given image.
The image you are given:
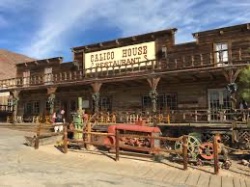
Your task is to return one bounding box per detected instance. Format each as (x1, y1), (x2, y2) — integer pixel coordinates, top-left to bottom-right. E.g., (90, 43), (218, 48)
(0, 0), (249, 62)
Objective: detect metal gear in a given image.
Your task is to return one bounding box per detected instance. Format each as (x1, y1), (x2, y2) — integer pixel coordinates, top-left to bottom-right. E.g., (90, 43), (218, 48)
(199, 142), (214, 160)
(174, 135), (201, 159)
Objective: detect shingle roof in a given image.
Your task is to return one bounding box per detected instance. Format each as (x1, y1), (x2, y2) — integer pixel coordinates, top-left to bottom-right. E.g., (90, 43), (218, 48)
(0, 49), (35, 80)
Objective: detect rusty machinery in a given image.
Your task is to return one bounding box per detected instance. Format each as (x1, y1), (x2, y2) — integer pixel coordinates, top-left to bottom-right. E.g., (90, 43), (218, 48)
(96, 123), (230, 169)
(70, 109), (233, 169)
(172, 133), (232, 169)
(103, 124), (161, 152)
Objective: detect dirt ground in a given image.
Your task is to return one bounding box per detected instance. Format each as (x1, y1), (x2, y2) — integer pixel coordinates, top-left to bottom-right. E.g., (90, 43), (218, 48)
(0, 127), (249, 187)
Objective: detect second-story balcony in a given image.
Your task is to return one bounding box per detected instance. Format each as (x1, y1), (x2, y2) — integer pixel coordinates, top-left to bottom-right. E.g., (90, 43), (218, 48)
(0, 47), (249, 90)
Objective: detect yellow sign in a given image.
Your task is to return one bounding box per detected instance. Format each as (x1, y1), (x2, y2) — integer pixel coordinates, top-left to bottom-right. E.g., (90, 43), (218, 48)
(84, 41), (155, 69)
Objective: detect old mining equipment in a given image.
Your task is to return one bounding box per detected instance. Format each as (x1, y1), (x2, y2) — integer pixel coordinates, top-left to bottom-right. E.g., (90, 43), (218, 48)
(179, 123), (250, 169)
(100, 124), (231, 169)
(160, 125), (250, 152)
(103, 124), (161, 153)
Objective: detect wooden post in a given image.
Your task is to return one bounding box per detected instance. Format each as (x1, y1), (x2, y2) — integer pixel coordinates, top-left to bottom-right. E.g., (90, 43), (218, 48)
(63, 125), (68, 153)
(182, 135), (188, 170)
(200, 54), (203, 66)
(174, 59), (178, 68)
(213, 135), (219, 175)
(34, 123), (41, 149)
(86, 122), (91, 150)
(238, 48), (242, 61)
(115, 129), (120, 161)
(195, 110), (198, 122)
(151, 60), (155, 70)
(209, 53), (213, 65)
(191, 55), (194, 66)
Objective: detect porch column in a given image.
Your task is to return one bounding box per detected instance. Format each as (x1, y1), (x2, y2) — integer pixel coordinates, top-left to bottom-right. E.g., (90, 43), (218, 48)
(147, 77), (161, 113)
(10, 90), (20, 124)
(223, 69), (241, 109)
(47, 87), (57, 115)
(223, 69), (242, 143)
(91, 82), (102, 113)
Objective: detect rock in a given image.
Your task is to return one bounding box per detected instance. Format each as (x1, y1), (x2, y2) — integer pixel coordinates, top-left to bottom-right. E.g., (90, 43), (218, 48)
(241, 159), (249, 166)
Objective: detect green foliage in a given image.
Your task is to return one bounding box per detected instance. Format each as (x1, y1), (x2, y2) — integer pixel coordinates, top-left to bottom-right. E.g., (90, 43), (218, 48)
(239, 65), (250, 102)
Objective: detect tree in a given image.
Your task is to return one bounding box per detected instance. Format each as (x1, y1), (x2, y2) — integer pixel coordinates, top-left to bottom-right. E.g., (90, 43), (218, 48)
(239, 65), (250, 102)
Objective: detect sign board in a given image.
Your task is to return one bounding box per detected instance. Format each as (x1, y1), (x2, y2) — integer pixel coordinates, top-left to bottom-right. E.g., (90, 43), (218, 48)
(84, 41), (156, 70)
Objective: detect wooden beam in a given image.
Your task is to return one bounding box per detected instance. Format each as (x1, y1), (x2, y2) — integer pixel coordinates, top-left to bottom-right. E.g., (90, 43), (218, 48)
(91, 82), (102, 93)
(222, 69), (242, 83)
(132, 36), (136, 41)
(47, 86), (57, 95)
(115, 39), (120, 45)
(11, 90), (21, 98)
(147, 77), (160, 90)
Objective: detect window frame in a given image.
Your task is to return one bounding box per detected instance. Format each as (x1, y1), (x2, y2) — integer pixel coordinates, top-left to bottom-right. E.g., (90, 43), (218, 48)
(214, 42), (229, 67)
(23, 101), (40, 115)
(141, 93), (178, 112)
(44, 67), (53, 85)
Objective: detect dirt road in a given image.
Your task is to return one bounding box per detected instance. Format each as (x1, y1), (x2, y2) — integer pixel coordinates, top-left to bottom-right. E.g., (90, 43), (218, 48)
(0, 127), (249, 187)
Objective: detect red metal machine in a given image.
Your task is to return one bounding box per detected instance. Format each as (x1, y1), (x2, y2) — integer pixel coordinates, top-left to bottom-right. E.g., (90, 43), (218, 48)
(104, 124), (161, 152)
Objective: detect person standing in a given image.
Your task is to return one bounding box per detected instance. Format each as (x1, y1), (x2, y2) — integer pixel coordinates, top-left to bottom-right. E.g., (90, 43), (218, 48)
(54, 108), (65, 132)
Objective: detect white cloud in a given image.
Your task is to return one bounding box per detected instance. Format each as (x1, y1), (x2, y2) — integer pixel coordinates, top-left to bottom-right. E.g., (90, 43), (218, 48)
(18, 0), (250, 60)
(20, 0), (101, 59)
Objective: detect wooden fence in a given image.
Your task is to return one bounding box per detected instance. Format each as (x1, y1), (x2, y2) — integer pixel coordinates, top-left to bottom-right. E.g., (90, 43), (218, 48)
(11, 122), (220, 174)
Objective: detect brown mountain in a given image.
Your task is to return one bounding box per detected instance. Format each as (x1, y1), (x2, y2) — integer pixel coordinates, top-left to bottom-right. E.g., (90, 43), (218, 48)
(0, 49), (35, 80)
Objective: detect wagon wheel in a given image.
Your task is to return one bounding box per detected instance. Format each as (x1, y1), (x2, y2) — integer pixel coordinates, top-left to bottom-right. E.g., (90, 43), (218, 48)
(199, 142), (214, 160)
(174, 136), (201, 159)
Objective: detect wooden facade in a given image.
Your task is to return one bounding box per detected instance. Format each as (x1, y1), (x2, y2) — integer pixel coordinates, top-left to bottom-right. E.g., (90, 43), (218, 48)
(0, 23), (249, 124)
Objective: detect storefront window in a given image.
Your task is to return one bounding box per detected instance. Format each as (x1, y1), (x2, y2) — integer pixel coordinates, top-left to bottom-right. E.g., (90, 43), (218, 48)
(142, 93), (177, 112)
(100, 96), (112, 112)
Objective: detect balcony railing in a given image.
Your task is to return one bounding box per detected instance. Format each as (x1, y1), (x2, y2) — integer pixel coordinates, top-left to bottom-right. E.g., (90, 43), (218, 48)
(93, 109), (250, 125)
(0, 47), (249, 90)
(0, 105), (14, 113)
(14, 109), (249, 125)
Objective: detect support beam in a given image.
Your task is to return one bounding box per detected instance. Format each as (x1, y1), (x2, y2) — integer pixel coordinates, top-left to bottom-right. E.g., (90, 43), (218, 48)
(222, 69), (241, 83)
(91, 82), (102, 93)
(47, 86), (57, 115)
(10, 90), (20, 124)
(147, 77), (160, 90)
(147, 77), (161, 114)
(222, 69), (242, 110)
(91, 82), (102, 113)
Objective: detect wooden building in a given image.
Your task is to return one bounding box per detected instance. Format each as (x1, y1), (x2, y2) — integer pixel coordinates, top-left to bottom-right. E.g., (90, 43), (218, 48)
(0, 23), (249, 124)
